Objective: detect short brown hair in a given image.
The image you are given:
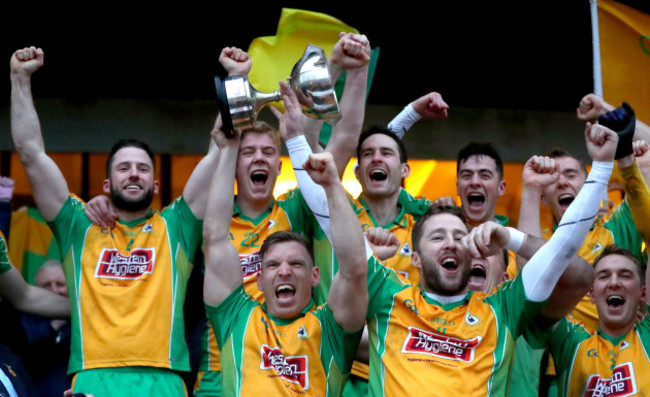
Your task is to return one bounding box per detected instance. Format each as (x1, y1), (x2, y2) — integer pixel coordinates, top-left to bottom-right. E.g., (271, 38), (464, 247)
(545, 147), (588, 177)
(412, 205), (466, 254)
(593, 245), (645, 285)
(241, 121), (281, 150)
(260, 231), (314, 264)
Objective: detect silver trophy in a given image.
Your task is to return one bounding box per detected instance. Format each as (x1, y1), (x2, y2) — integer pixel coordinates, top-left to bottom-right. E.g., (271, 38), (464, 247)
(215, 44), (341, 136)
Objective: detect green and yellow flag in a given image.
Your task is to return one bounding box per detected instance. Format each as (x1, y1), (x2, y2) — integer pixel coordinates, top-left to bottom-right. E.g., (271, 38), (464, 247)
(9, 207), (61, 284)
(598, 0), (650, 120)
(247, 8), (380, 144)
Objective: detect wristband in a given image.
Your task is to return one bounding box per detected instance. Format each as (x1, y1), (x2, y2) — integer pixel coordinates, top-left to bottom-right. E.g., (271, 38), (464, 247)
(504, 227), (525, 253)
(387, 103), (421, 139)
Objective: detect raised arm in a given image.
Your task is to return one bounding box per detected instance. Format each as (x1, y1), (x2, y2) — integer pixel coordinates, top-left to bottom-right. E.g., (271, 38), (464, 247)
(324, 33), (370, 179)
(202, 124), (241, 307)
(304, 152), (368, 332)
(516, 156), (559, 271)
(518, 156), (558, 237)
(596, 102), (650, 245)
(219, 46), (252, 77)
(577, 94), (650, 142)
(463, 220), (594, 319)
(272, 81), (332, 237)
(10, 47), (68, 221)
(303, 33), (370, 159)
(387, 91), (449, 138)
(464, 123), (617, 319)
(520, 124), (615, 309)
(182, 48), (251, 219)
(184, 48), (248, 218)
(181, 129), (219, 219)
(633, 140), (650, 184)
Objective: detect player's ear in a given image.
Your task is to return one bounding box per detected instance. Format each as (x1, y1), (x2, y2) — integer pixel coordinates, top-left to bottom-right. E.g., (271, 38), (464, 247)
(311, 266), (320, 287)
(401, 162), (411, 179)
(497, 180), (506, 197)
(103, 179), (110, 194)
(411, 251), (422, 270)
(640, 285), (647, 304)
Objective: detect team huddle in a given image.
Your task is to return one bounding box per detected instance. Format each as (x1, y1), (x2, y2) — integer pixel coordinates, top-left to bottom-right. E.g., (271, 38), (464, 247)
(3, 31), (650, 397)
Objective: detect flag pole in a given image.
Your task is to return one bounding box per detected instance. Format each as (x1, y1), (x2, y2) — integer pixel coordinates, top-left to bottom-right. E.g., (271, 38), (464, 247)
(590, 0), (609, 212)
(590, 0), (603, 97)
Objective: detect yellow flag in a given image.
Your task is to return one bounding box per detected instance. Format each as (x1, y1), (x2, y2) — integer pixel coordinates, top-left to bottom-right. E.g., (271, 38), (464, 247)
(598, 0), (650, 120)
(247, 8), (359, 112)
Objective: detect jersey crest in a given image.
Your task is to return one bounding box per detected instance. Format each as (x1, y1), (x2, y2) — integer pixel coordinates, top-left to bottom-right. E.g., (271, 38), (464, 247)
(259, 344), (309, 389)
(399, 242), (412, 256)
(297, 325), (309, 339)
(591, 242), (604, 255)
(401, 326), (482, 363)
(94, 248), (156, 279)
(464, 311), (481, 327)
(584, 362), (637, 396)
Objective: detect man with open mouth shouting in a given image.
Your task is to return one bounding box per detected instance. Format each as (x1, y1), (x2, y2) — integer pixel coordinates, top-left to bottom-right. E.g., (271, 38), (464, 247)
(10, 46), (217, 397)
(541, 245), (650, 396)
(203, 120), (369, 396)
(362, 120), (618, 396)
(518, 102), (650, 334)
(193, 33), (371, 397)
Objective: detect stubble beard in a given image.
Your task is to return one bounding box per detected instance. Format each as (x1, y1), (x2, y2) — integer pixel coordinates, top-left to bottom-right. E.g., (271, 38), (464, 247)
(422, 258), (470, 296)
(110, 183), (154, 212)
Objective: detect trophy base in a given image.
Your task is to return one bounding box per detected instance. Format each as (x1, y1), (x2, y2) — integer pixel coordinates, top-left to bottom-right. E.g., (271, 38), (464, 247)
(214, 76), (235, 138)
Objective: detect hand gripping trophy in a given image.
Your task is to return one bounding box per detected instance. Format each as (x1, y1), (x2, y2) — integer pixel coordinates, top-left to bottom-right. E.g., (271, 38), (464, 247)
(215, 44), (341, 136)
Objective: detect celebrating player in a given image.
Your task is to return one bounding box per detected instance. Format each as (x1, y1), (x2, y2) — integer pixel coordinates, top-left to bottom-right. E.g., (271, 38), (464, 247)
(10, 46), (218, 396)
(363, 121), (618, 396)
(202, 117), (368, 395)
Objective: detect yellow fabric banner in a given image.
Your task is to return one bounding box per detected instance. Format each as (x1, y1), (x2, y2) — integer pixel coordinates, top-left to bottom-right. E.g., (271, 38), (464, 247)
(9, 207), (61, 284)
(598, 0), (650, 120)
(247, 8), (359, 112)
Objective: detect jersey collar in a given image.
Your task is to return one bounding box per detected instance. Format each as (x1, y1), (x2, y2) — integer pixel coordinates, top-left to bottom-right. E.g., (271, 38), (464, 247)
(263, 299), (317, 325)
(233, 196), (274, 225)
(419, 286), (473, 311)
(117, 208), (155, 228)
(597, 328), (629, 347)
(356, 196), (408, 229)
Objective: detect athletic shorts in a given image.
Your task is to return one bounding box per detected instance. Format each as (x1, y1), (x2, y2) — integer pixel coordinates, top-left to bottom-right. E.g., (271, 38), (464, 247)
(72, 367), (187, 397)
(342, 374), (368, 397)
(193, 370), (221, 397)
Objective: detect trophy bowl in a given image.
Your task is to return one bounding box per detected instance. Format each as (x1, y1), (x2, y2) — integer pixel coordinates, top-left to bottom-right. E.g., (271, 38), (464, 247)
(215, 44), (341, 136)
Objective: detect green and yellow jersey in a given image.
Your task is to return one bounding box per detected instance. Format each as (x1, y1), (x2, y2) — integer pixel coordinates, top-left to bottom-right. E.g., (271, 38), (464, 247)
(197, 190), (313, 394)
(366, 256), (544, 396)
(549, 315), (650, 396)
(353, 189), (431, 285)
(48, 195), (202, 373)
(543, 163), (649, 334)
(206, 286), (361, 397)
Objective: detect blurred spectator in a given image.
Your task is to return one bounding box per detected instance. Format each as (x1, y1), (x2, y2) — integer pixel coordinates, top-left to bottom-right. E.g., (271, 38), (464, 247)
(19, 260), (71, 397)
